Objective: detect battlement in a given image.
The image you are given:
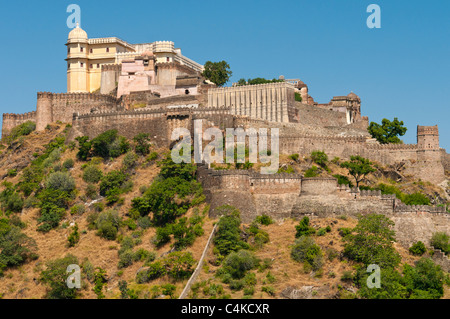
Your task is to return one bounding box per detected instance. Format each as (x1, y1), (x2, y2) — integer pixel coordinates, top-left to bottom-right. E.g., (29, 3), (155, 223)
(417, 125), (439, 135)
(2, 111), (36, 121)
(37, 92), (119, 103)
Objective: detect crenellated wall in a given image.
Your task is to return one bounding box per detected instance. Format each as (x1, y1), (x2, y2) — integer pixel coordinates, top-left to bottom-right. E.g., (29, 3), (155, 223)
(2, 111), (36, 138)
(36, 92), (121, 131)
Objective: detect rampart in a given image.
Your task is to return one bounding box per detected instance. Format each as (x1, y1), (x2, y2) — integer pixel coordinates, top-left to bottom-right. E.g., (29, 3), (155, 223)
(36, 92), (121, 131)
(197, 164), (449, 248)
(2, 111), (36, 137)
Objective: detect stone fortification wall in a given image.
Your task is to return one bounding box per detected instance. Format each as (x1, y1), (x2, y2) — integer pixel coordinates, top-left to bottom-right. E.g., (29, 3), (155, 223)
(207, 82), (296, 123)
(36, 92), (121, 131)
(2, 111), (36, 138)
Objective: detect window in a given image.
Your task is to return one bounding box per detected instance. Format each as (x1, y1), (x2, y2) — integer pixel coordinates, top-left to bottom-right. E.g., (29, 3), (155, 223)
(80, 47), (84, 52)
(68, 63), (70, 69)
(185, 89), (190, 95)
(90, 64), (93, 69)
(67, 47), (70, 54)
(80, 62), (84, 68)
(166, 57), (170, 62)
(106, 47), (110, 53)
(90, 48), (93, 53)
(97, 64), (100, 68)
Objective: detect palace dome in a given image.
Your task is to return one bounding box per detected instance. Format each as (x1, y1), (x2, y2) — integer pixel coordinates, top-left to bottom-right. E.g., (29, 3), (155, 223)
(68, 23), (88, 41)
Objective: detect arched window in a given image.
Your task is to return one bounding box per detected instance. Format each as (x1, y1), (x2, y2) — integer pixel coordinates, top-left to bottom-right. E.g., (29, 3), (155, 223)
(185, 89), (190, 95)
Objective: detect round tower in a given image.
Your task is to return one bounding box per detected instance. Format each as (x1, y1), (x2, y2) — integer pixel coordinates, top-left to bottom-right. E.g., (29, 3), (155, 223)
(36, 92), (53, 131)
(66, 23), (89, 93)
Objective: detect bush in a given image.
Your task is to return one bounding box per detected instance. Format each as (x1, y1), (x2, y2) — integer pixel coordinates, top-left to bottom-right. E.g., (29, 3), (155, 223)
(136, 261), (167, 283)
(40, 254), (80, 299)
(221, 250), (259, 279)
(343, 214), (401, 268)
(310, 150), (328, 168)
(137, 216), (152, 229)
(118, 250), (134, 269)
(62, 158), (74, 170)
(133, 133), (151, 156)
(99, 170), (129, 204)
(46, 172), (76, 193)
(213, 206), (249, 257)
(0, 218), (37, 276)
(261, 286), (276, 296)
(83, 165), (103, 184)
(291, 236), (323, 271)
(67, 224), (80, 247)
(289, 153), (299, 162)
(85, 184), (98, 200)
(409, 241), (427, 256)
(95, 210), (121, 240)
(304, 166), (319, 178)
(154, 225), (172, 247)
(295, 217), (315, 238)
(122, 151), (138, 171)
(430, 232), (449, 255)
(70, 204), (85, 215)
(91, 130), (130, 159)
(338, 227), (352, 237)
(0, 186), (24, 214)
(255, 214), (274, 226)
(147, 152), (158, 161)
(4, 121), (36, 145)
(333, 174), (354, 188)
(317, 228), (327, 236)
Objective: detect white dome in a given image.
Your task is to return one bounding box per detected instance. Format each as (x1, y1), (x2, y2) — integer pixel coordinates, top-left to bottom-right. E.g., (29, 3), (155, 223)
(68, 23), (88, 41)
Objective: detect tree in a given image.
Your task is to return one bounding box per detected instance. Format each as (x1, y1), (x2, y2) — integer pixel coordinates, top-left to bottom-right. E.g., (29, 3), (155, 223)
(343, 213), (401, 269)
(340, 155), (376, 188)
(40, 254), (81, 299)
(368, 118), (407, 144)
(202, 61), (232, 87)
(310, 150), (328, 168)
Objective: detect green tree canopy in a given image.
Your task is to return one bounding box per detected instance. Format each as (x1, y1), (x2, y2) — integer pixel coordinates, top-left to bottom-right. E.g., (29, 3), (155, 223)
(340, 155), (376, 188)
(368, 117), (407, 144)
(202, 61), (232, 87)
(343, 213), (401, 269)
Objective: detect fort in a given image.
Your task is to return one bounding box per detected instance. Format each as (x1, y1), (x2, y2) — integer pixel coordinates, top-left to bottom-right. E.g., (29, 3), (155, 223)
(1, 25), (449, 249)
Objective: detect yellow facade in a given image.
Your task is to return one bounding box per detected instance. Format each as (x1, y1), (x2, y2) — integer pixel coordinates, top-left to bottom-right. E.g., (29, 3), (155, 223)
(66, 24), (134, 93)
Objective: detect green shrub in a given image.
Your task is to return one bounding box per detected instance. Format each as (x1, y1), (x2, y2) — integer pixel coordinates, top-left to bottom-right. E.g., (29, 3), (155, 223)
(137, 216), (151, 229)
(83, 165), (103, 184)
(99, 170), (129, 204)
(338, 227), (352, 237)
(430, 232), (449, 255)
(122, 151), (138, 171)
(0, 218), (37, 276)
(311, 150), (328, 168)
(85, 184), (98, 200)
(4, 121), (36, 145)
(213, 206), (249, 257)
(69, 204), (84, 216)
(409, 241), (427, 256)
(317, 228), (327, 236)
(261, 285), (276, 296)
(255, 214), (274, 226)
(46, 172), (76, 193)
(289, 153), (299, 161)
(133, 133), (151, 156)
(295, 217), (315, 238)
(333, 174), (354, 188)
(118, 250), (134, 269)
(154, 225), (172, 247)
(291, 236), (323, 271)
(304, 166), (319, 178)
(147, 152), (158, 161)
(0, 186), (24, 214)
(62, 158), (75, 170)
(91, 130), (130, 159)
(343, 214), (401, 268)
(67, 224), (80, 247)
(40, 254), (80, 299)
(7, 169), (17, 177)
(95, 210), (121, 240)
(221, 250), (259, 279)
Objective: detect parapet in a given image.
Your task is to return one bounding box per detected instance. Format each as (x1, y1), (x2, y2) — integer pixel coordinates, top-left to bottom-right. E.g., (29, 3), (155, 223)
(101, 64), (122, 72)
(37, 92), (119, 103)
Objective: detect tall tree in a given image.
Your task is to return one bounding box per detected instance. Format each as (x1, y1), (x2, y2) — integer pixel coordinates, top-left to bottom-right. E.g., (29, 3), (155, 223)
(368, 118), (407, 144)
(340, 155), (376, 188)
(202, 61), (232, 87)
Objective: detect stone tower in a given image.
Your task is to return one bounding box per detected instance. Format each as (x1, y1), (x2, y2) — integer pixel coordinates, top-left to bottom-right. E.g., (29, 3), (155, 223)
(417, 125), (440, 150)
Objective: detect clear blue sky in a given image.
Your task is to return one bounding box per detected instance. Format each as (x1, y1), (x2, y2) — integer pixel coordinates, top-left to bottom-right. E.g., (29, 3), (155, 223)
(0, 0), (448, 149)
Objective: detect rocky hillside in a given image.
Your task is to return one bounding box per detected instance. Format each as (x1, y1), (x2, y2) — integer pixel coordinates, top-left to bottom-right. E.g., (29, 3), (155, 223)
(0, 123), (448, 299)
